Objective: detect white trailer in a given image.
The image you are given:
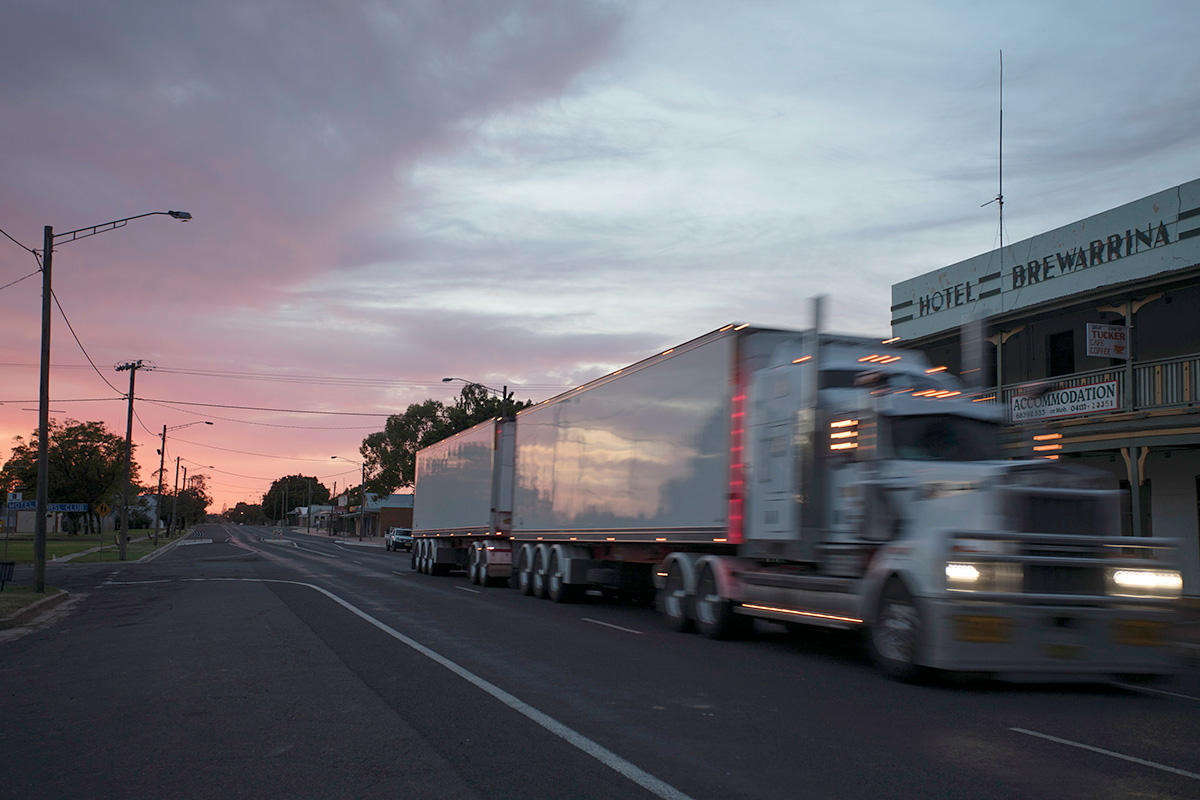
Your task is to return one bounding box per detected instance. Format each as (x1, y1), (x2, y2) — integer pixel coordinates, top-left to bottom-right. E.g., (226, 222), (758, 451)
(412, 417), (514, 586)
(414, 321), (1183, 680)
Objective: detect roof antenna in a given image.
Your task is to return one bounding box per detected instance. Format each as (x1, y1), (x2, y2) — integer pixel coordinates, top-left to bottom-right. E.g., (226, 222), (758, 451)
(971, 51), (1003, 397)
(981, 50), (1003, 260)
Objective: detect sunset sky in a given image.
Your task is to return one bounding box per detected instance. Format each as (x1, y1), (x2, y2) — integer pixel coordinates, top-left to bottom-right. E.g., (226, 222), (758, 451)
(3, 1), (1199, 513)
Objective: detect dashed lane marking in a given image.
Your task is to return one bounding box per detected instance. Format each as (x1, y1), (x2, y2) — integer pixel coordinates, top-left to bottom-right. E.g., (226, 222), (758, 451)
(582, 618), (644, 636)
(1010, 727), (1200, 780)
(1112, 682), (1200, 703)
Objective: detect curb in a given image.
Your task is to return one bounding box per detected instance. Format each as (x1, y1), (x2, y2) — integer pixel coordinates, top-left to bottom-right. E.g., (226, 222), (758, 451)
(138, 532), (192, 564)
(0, 589), (69, 630)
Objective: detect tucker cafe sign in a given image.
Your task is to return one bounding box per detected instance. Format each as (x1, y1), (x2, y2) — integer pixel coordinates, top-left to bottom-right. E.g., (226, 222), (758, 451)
(1011, 380), (1119, 423)
(1086, 323), (1130, 359)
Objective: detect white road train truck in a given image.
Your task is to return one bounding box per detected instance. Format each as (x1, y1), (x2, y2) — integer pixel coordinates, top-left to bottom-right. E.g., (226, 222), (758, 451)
(413, 322), (1182, 679)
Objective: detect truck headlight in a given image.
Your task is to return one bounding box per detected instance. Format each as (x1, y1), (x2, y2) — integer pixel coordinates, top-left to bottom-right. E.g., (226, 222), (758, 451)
(1109, 569), (1183, 598)
(946, 563), (981, 586)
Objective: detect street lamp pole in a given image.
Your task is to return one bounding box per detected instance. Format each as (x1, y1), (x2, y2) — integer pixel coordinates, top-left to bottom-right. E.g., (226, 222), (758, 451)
(155, 421), (212, 545)
(331, 456), (367, 540)
(441, 377), (510, 418)
(170, 457), (181, 537)
(32, 210), (191, 592)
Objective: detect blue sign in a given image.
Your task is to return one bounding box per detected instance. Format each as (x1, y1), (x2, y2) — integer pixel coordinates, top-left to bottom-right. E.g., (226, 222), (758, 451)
(5, 501), (88, 512)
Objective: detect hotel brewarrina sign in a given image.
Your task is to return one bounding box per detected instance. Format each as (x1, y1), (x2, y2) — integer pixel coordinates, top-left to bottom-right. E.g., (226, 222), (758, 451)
(891, 179), (1200, 340)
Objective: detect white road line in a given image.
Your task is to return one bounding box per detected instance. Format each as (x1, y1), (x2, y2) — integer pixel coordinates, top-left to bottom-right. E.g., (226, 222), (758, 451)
(102, 579), (174, 586)
(582, 618), (644, 635)
(289, 545), (339, 559)
(1010, 727), (1200, 780)
(391, 571), (407, 577)
(1113, 682), (1200, 703)
(456, 586), (481, 594)
(181, 577), (694, 800)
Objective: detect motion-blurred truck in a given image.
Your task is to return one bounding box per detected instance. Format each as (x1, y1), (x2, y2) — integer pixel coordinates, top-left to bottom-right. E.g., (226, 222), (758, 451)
(413, 315), (1182, 680)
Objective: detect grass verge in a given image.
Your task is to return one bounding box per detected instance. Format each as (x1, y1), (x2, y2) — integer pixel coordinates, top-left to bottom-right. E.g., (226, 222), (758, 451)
(0, 586), (64, 620)
(0, 530), (182, 564)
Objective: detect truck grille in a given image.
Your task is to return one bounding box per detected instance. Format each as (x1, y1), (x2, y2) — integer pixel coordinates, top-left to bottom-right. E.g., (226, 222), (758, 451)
(1011, 495), (1099, 536)
(1024, 564), (1105, 595)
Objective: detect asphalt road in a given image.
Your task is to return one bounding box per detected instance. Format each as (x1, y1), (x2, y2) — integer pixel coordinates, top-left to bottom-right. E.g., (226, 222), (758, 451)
(3, 523), (1199, 799)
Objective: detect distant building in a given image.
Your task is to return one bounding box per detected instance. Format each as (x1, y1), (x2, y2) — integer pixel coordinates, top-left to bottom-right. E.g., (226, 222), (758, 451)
(891, 177), (1200, 594)
(328, 492), (413, 536)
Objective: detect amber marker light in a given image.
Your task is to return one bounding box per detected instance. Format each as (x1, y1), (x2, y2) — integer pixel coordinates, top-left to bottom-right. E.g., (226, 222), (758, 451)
(741, 604), (863, 624)
(925, 366), (948, 374)
(882, 336), (901, 344)
(1033, 433), (1062, 441)
(792, 356), (811, 364)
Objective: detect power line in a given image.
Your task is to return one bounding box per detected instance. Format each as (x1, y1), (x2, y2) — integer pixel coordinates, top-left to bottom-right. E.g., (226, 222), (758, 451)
(140, 399), (380, 430)
(171, 436), (351, 462)
(49, 289), (125, 395)
(0, 225), (32, 253)
(139, 397), (394, 416)
(0, 270), (39, 293)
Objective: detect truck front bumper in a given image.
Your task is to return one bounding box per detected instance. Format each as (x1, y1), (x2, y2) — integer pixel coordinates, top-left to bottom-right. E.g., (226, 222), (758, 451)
(922, 597), (1182, 676)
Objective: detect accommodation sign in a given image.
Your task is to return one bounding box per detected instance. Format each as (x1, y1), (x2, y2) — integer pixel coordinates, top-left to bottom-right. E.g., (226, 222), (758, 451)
(1086, 323), (1129, 358)
(1011, 380), (1119, 423)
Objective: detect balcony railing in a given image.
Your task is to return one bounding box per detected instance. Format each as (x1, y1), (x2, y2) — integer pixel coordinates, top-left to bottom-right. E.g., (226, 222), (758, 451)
(990, 352), (1200, 414)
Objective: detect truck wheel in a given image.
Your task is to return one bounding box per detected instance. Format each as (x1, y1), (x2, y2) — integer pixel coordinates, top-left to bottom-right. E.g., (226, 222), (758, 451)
(547, 550), (577, 603)
(694, 564), (745, 640)
(870, 580), (925, 682)
(516, 545), (534, 595)
(532, 547), (549, 599)
(410, 543), (418, 571)
(661, 561), (694, 633)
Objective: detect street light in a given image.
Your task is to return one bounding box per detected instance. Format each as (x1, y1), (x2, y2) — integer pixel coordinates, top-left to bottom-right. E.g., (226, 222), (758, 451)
(32, 210), (191, 592)
(331, 455), (367, 540)
(155, 421), (213, 545)
(442, 377), (511, 419)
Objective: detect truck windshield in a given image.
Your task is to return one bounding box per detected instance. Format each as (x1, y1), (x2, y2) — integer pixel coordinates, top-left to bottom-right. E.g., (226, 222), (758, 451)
(888, 414), (1002, 461)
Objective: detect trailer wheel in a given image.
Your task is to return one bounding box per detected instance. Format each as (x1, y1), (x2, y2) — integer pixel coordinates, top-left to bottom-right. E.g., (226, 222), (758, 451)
(870, 579), (926, 682)
(469, 544), (483, 585)
(532, 546), (549, 599)
(516, 545), (534, 595)
(661, 561), (694, 633)
(694, 564), (745, 640)
(547, 550), (577, 603)
(410, 542), (419, 571)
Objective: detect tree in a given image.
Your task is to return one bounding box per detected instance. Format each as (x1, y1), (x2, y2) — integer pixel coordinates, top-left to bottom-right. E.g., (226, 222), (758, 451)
(1, 419), (141, 535)
(223, 502), (267, 525)
(261, 475), (330, 523)
(360, 385), (533, 495)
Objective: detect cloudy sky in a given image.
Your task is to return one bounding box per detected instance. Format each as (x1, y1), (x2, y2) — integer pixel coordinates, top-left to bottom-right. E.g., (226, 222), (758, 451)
(3, 0), (1198, 513)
